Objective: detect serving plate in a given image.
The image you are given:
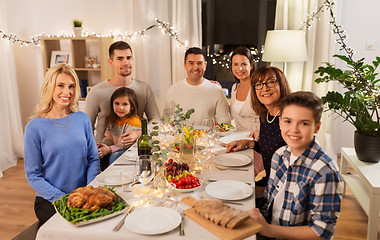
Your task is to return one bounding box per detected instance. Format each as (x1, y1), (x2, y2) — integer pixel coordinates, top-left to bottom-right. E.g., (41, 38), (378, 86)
(54, 192), (128, 226)
(213, 153), (251, 167)
(205, 180), (253, 201)
(125, 207), (181, 235)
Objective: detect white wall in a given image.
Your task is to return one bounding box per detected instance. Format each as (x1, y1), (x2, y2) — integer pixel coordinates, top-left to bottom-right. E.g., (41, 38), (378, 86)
(3, 0), (126, 128)
(332, 0), (380, 154)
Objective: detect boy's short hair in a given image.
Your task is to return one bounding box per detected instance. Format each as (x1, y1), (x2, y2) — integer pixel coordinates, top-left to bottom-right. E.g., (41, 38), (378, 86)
(280, 91), (323, 124)
(109, 41), (132, 59)
(184, 47), (206, 63)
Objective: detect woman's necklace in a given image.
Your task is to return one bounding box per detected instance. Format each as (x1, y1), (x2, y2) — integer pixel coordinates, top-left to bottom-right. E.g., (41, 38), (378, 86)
(49, 114), (71, 134)
(266, 109), (280, 123)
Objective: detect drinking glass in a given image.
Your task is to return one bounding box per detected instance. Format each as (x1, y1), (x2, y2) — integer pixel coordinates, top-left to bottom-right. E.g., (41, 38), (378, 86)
(120, 168), (137, 192)
(135, 155), (156, 198)
(193, 135), (212, 181)
(202, 117), (216, 140)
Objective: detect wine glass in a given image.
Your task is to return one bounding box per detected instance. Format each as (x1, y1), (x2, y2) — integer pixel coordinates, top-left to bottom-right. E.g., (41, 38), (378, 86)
(202, 117), (216, 139)
(135, 155), (156, 199)
(193, 135), (212, 182)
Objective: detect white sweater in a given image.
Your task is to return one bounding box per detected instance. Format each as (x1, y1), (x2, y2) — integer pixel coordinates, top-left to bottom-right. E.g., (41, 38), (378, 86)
(164, 79), (231, 125)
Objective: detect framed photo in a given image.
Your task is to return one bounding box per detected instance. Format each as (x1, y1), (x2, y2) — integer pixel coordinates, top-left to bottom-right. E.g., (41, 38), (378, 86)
(50, 51), (72, 67)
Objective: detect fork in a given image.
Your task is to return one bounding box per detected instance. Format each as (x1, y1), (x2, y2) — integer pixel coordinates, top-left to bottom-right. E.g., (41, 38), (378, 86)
(113, 206), (135, 231)
(177, 207), (185, 236)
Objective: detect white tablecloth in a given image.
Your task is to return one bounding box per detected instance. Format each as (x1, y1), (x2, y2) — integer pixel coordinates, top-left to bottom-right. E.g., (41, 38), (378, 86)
(36, 146), (256, 240)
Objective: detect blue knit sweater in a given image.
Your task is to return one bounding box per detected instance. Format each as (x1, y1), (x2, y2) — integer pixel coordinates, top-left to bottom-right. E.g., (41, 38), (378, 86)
(24, 111), (100, 202)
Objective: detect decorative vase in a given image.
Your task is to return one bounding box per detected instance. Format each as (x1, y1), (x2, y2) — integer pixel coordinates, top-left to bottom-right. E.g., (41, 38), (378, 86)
(73, 27), (82, 37)
(180, 125), (195, 169)
(354, 131), (380, 163)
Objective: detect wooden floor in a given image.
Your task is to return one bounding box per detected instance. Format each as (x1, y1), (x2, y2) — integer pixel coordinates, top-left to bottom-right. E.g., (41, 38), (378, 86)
(0, 159), (379, 239)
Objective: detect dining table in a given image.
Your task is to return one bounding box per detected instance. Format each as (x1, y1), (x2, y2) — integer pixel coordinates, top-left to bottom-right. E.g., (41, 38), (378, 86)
(35, 131), (258, 240)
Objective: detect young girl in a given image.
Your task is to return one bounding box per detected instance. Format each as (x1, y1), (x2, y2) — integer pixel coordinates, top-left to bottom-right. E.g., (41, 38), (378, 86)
(97, 87), (141, 170)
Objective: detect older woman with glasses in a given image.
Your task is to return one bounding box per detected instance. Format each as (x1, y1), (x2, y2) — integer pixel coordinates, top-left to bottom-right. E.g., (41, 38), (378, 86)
(226, 65), (291, 196)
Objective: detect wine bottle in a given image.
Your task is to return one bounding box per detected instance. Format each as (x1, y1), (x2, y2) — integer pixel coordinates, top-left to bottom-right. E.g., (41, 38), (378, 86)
(138, 118), (152, 156)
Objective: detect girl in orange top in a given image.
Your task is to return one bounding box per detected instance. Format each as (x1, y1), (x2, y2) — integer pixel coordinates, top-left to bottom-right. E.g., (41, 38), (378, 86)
(97, 87), (141, 170)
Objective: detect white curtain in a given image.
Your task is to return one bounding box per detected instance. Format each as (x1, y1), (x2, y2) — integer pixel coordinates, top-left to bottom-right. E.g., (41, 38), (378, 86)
(273, 0), (338, 160)
(122, 0), (202, 113)
(0, 0), (24, 178)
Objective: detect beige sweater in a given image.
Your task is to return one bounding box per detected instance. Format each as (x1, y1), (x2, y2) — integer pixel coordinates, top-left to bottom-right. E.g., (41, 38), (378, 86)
(164, 79), (231, 125)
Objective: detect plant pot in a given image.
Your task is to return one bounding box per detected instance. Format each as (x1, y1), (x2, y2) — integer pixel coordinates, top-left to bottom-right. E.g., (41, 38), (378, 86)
(73, 27), (82, 37)
(354, 131), (380, 163)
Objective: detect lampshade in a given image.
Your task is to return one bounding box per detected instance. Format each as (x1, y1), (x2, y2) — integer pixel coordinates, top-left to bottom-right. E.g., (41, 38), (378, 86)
(262, 30), (307, 62)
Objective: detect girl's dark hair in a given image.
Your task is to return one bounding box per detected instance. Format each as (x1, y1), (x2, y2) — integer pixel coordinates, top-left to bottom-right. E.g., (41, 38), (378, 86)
(250, 65), (292, 121)
(230, 46), (255, 89)
(106, 87), (139, 125)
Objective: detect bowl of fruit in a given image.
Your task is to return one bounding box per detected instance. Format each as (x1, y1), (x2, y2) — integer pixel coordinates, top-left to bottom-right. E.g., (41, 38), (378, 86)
(215, 122), (235, 137)
(164, 159), (201, 192)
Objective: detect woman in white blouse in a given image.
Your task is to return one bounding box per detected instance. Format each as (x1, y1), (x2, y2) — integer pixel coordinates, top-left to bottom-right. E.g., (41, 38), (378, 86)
(230, 46), (260, 133)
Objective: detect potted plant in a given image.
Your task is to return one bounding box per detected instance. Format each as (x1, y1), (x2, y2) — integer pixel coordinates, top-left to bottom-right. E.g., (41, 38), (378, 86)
(315, 54), (380, 162)
(72, 19), (83, 37)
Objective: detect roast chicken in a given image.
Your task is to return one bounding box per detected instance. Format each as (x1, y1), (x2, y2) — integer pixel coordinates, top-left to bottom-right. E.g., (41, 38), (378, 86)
(67, 186), (117, 211)
(193, 198), (250, 229)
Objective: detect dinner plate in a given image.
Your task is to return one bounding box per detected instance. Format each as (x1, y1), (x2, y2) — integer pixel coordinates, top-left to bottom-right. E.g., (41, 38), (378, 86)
(205, 180), (253, 200)
(95, 169), (125, 186)
(121, 150), (138, 161)
(219, 131), (252, 144)
(125, 207), (181, 235)
(213, 153), (251, 167)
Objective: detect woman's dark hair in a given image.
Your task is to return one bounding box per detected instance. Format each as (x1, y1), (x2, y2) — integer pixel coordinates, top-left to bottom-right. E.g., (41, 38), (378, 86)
(250, 65), (292, 121)
(106, 87), (139, 125)
(230, 46), (255, 89)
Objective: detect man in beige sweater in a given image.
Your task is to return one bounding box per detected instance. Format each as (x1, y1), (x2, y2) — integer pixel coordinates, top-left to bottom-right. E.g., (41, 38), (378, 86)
(164, 47), (231, 125)
(85, 41), (160, 145)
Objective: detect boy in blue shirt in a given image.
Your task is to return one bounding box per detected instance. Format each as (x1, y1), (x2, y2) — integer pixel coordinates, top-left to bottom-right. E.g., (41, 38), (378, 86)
(248, 91), (343, 240)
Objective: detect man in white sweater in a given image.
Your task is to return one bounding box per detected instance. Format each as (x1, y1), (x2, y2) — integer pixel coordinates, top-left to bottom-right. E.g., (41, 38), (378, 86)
(164, 47), (231, 125)
(85, 41), (160, 144)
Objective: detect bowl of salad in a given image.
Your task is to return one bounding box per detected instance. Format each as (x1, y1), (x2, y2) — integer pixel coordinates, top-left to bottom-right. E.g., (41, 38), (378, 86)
(215, 122), (235, 136)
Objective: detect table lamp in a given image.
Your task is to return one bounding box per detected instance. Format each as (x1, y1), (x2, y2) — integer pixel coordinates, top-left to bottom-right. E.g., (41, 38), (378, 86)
(262, 30), (308, 75)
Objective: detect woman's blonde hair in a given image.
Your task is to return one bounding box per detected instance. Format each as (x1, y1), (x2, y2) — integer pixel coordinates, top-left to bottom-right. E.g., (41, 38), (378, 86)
(31, 64), (80, 119)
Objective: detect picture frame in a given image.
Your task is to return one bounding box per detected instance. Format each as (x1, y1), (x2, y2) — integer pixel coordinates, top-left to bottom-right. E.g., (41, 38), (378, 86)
(50, 51), (72, 67)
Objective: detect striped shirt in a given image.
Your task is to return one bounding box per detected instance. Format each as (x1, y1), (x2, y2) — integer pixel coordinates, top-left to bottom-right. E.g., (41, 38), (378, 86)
(262, 139), (343, 240)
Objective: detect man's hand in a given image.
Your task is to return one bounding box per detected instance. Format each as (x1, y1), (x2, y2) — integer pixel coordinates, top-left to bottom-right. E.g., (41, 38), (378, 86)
(120, 130), (141, 147)
(225, 139), (254, 153)
(97, 143), (111, 158)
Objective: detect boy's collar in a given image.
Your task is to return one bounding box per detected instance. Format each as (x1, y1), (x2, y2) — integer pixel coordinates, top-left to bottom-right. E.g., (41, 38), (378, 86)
(282, 137), (320, 165)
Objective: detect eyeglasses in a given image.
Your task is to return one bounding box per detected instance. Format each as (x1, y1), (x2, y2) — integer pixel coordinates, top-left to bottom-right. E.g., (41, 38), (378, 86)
(254, 79), (278, 90)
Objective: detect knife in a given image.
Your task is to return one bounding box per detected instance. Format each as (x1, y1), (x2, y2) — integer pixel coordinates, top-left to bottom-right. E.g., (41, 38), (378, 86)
(113, 206), (135, 231)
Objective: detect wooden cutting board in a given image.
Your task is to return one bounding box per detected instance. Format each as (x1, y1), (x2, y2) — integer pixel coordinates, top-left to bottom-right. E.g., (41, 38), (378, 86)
(181, 196), (263, 240)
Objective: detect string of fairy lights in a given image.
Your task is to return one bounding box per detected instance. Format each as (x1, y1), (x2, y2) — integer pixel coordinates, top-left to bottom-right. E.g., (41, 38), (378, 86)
(0, 0), (355, 69)
(0, 18), (189, 48)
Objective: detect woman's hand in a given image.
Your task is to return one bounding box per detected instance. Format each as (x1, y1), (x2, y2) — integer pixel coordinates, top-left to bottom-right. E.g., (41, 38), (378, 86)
(97, 143), (111, 158)
(225, 139), (254, 153)
(249, 129), (260, 141)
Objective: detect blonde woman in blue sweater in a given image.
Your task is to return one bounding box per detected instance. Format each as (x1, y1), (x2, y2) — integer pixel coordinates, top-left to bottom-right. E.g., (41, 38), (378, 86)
(24, 64), (100, 224)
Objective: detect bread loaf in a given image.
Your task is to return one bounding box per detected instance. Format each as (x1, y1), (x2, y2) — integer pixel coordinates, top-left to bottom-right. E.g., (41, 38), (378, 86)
(193, 198), (250, 229)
